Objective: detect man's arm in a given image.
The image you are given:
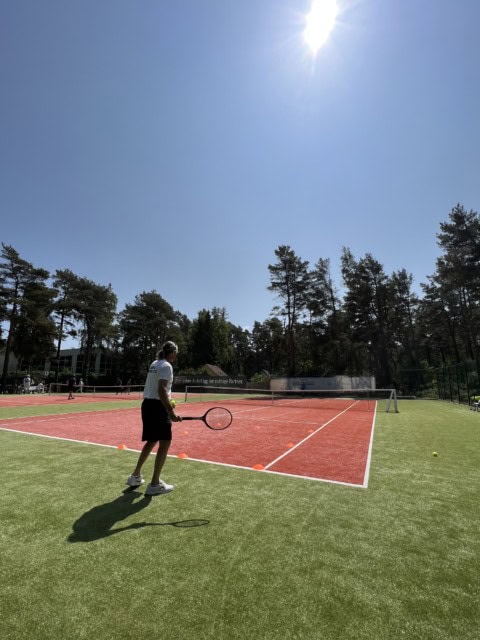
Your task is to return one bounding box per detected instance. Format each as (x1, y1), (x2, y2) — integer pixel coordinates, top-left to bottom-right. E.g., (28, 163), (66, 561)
(157, 379), (182, 422)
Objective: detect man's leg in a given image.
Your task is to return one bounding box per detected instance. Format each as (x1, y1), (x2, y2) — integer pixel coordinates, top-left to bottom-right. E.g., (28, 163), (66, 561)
(132, 441), (157, 477)
(150, 440), (171, 486)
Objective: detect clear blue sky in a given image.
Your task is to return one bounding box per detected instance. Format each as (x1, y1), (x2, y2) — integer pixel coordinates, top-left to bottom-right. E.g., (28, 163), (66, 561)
(1, 0), (479, 335)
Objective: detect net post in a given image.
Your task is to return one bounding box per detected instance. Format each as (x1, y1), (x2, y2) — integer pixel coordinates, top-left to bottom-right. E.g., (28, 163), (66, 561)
(386, 389), (399, 413)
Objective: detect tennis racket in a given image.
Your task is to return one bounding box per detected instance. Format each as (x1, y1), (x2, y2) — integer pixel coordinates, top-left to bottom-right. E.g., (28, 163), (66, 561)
(181, 407), (232, 430)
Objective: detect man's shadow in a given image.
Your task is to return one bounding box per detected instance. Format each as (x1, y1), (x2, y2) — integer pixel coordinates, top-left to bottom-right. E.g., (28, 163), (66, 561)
(68, 488), (209, 542)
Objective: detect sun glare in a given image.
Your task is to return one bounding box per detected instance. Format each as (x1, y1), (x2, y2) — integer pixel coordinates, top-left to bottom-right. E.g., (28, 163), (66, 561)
(304, 0), (339, 53)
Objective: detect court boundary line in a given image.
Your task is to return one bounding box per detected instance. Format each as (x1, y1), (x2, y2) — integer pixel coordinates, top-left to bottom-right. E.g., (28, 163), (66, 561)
(362, 402), (378, 488)
(0, 426), (123, 449)
(0, 426), (366, 488)
(173, 455), (366, 488)
(263, 400), (361, 470)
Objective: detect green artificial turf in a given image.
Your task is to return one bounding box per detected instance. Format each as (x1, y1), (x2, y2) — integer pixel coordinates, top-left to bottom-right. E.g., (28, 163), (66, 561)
(1, 400), (479, 640)
(0, 400), (141, 420)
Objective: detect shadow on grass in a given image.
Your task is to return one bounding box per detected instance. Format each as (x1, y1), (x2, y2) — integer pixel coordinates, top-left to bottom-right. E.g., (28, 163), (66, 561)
(68, 487), (209, 542)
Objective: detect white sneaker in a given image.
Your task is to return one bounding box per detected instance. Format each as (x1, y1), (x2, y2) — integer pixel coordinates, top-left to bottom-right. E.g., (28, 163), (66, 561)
(145, 480), (174, 495)
(126, 474), (145, 487)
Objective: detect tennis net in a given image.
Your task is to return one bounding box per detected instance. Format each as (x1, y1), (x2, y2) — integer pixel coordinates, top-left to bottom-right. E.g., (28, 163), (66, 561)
(48, 383), (144, 399)
(184, 386), (398, 412)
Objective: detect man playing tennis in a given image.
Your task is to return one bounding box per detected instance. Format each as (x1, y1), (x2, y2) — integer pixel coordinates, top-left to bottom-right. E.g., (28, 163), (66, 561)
(126, 341), (182, 495)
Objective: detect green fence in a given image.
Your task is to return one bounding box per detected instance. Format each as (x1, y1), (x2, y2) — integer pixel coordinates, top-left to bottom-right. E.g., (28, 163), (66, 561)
(397, 360), (480, 406)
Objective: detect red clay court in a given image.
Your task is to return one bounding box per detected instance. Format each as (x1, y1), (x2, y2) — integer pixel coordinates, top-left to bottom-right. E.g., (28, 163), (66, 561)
(0, 394), (379, 488)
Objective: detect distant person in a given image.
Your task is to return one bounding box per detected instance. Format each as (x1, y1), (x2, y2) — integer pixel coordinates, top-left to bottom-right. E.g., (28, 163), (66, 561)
(67, 375), (76, 400)
(23, 375), (31, 394)
(126, 341), (182, 495)
(78, 378), (84, 393)
(115, 378), (123, 395)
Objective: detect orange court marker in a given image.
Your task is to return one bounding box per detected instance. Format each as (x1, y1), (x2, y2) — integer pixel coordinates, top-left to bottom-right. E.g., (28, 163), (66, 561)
(252, 464), (264, 470)
(286, 442), (294, 448)
(178, 453), (188, 459)
(117, 444), (127, 450)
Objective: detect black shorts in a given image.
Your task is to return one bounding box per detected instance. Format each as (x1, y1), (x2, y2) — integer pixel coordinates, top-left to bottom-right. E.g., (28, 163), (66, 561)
(141, 399), (172, 441)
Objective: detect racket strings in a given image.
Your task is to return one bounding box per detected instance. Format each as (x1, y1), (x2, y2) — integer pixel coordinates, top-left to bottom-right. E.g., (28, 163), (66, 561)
(205, 407), (232, 429)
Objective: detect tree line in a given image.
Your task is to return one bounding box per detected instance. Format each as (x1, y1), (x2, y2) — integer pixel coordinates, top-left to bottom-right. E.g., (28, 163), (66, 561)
(1, 204), (479, 391)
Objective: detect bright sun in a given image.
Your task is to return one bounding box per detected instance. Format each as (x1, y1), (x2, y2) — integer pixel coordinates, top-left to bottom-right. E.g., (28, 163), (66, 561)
(304, 0), (339, 53)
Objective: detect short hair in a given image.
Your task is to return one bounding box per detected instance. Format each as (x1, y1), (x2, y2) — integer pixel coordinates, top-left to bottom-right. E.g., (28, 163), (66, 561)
(157, 341), (178, 359)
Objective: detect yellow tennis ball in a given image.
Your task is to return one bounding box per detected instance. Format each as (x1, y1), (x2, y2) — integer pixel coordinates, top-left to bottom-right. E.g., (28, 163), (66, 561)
(170, 399), (176, 408)
(432, 451), (438, 457)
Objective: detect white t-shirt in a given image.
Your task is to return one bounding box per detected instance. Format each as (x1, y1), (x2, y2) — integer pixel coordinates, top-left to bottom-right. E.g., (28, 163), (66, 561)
(143, 359), (173, 400)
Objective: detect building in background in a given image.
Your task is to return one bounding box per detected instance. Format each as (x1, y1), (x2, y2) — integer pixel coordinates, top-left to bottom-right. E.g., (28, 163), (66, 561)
(0, 348), (114, 382)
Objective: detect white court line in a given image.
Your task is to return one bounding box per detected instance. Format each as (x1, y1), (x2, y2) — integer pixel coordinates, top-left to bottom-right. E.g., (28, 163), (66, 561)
(0, 426), (365, 488)
(169, 455), (366, 488)
(362, 402), (378, 488)
(0, 426), (125, 449)
(262, 400), (361, 470)
(222, 404), (343, 426)
(1, 400), (377, 489)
